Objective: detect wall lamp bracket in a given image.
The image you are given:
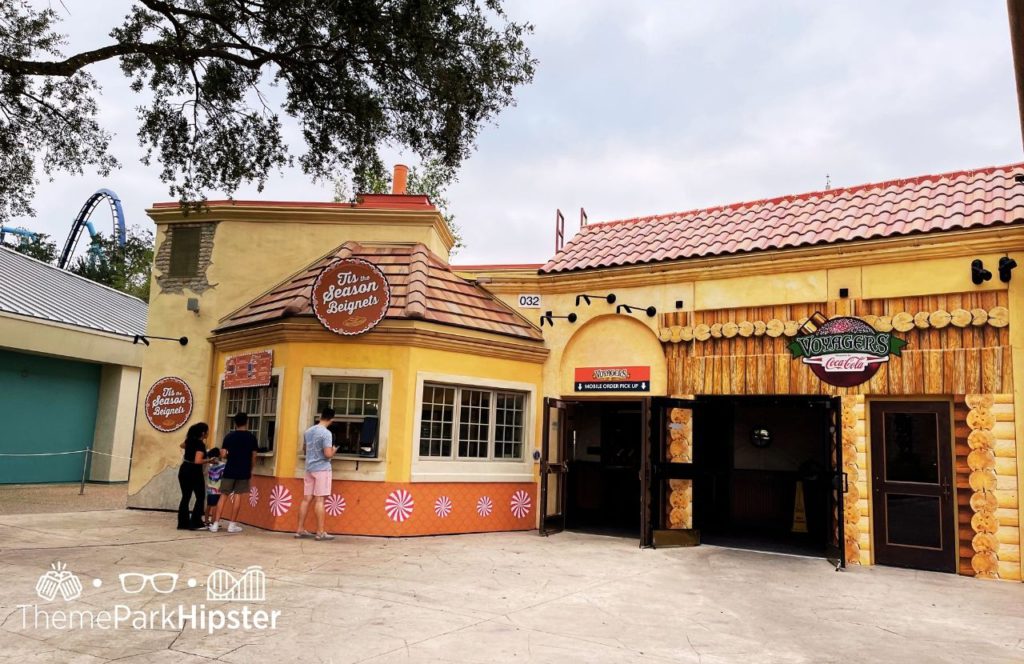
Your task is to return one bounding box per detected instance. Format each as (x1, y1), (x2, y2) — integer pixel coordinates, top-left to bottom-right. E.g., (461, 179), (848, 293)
(615, 304), (657, 318)
(971, 259), (992, 285)
(575, 293), (616, 306)
(133, 334), (189, 346)
(540, 311), (578, 327)
(999, 256), (1017, 283)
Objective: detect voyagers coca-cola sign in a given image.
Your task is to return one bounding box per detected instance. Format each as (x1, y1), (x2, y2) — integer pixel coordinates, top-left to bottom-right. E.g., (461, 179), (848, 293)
(311, 258), (391, 336)
(788, 316), (907, 387)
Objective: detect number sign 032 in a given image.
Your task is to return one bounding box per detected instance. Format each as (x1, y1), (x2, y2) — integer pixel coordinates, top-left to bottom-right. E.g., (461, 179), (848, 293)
(518, 294), (541, 309)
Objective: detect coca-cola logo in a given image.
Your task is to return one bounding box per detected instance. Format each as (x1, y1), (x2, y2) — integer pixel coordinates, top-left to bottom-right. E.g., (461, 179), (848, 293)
(788, 316), (907, 388)
(144, 376), (193, 432)
(311, 258), (391, 336)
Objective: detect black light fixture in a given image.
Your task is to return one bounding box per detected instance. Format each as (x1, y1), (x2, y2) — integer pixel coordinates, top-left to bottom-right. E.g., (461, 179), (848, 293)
(999, 256), (1018, 283)
(540, 311), (578, 327)
(575, 293), (616, 306)
(972, 259), (992, 285)
(615, 303), (657, 317)
(133, 334), (189, 346)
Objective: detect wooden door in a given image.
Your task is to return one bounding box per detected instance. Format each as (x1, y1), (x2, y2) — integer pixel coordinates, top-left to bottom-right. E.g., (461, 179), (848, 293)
(870, 401), (956, 572)
(540, 398), (569, 536)
(644, 397), (698, 548)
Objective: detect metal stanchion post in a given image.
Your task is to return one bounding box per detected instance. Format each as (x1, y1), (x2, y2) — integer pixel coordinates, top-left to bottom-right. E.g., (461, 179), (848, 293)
(79, 446), (92, 496)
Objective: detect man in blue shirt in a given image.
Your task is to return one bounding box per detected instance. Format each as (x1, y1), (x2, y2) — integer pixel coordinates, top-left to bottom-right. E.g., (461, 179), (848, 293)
(210, 412), (259, 533)
(296, 407), (336, 541)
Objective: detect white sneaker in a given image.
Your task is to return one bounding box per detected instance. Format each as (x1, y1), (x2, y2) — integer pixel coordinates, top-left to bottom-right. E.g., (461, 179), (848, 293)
(227, 522), (243, 533)
(208, 522), (220, 533)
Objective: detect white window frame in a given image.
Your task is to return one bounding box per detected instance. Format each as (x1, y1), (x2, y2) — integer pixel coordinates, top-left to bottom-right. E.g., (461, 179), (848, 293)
(412, 371), (535, 483)
(212, 368), (285, 474)
(297, 367), (392, 482)
(418, 384), (527, 462)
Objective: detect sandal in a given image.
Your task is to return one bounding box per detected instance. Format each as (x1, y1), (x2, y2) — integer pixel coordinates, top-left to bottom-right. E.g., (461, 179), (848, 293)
(294, 530), (313, 539)
(315, 532), (335, 541)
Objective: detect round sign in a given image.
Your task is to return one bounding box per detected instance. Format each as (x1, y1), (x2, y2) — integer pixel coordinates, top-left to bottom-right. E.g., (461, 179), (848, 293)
(311, 258), (391, 335)
(144, 377), (194, 433)
(798, 317), (896, 388)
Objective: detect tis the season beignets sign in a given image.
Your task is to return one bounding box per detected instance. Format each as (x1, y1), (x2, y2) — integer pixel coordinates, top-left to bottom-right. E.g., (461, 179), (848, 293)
(312, 258), (391, 335)
(144, 376), (193, 432)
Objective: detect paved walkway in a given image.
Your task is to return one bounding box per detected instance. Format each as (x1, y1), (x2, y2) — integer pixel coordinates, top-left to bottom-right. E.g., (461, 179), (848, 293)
(0, 510), (1022, 663)
(0, 483), (126, 514)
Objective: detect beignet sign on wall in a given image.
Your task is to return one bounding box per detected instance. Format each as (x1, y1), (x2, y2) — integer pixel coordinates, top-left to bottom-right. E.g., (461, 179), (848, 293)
(311, 258), (391, 335)
(144, 377), (193, 432)
(224, 350), (274, 389)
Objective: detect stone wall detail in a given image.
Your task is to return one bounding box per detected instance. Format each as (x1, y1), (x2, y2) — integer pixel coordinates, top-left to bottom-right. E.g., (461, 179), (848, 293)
(153, 222), (217, 294)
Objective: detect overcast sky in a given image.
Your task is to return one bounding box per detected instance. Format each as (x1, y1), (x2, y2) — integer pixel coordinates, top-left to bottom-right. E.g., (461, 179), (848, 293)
(17, 1), (1024, 264)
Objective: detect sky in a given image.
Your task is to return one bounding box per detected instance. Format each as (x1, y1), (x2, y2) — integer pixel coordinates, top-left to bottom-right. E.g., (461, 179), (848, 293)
(15, 1), (1024, 264)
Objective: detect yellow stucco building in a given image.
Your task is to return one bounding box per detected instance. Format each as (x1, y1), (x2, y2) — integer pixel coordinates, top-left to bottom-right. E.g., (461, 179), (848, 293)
(130, 162), (1023, 580)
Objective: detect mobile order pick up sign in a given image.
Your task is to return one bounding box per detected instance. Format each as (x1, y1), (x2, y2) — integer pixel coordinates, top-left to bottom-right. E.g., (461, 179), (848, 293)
(574, 366), (651, 392)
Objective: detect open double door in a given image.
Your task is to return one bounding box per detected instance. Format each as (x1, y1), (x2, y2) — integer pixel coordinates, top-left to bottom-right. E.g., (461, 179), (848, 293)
(539, 396), (846, 569)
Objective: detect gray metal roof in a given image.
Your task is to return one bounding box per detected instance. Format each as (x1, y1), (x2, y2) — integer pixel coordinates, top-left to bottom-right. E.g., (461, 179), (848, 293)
(0, 246), (147, 338)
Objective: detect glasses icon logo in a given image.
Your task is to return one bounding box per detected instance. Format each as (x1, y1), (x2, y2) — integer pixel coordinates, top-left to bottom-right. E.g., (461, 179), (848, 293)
(118, 572), (179, 594)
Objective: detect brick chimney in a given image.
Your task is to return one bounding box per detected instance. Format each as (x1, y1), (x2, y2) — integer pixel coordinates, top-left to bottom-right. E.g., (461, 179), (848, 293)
(392, 164), (409, 195)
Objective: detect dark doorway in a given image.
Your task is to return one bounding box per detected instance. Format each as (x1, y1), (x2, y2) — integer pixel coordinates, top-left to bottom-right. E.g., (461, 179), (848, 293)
(870, 401), (956, 573)
(564, 401), (643, 536)
(693, 396), (834, 557)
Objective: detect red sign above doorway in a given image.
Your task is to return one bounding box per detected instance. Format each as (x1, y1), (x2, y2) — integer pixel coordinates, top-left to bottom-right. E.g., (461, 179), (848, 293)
(574, 366), (651, 392)
(311, 258), (391, 335)
(144, 376), (193, 432)
(224, 350), (273, 389)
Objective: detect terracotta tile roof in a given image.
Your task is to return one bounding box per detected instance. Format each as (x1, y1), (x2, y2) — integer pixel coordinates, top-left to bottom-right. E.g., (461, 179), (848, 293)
(541, 163), (1024, 273)
(215, 242), (542, 340)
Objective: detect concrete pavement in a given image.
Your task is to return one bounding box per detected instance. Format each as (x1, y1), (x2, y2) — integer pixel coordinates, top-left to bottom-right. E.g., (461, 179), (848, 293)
(0, 509), (1022, 663)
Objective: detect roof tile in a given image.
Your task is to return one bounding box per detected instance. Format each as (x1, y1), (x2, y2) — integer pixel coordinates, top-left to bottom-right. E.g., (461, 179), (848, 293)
(541, 163), (1024, 273)
(216, 242), (541, 341)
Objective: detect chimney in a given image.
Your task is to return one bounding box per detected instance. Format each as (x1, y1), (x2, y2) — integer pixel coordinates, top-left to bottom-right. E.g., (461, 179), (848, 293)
(392, 164), (409, 195)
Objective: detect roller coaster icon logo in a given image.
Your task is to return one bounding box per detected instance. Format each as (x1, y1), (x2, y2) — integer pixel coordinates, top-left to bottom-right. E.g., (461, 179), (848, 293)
(205, 566), (266, 602)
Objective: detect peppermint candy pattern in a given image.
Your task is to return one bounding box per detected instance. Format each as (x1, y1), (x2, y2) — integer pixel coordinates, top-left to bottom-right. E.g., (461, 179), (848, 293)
(325, 494), (347, 517)
(434, 495), (453, 518)
(269, 485), (292, 517)
(476, 496), (493, 518)
(510, 490), (532, 519)
(385, 489), (414, 522)
(248, 486), (259, 508)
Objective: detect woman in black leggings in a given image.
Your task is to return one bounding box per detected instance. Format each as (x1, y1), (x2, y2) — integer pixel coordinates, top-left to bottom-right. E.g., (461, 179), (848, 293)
(178, 423), (210, 530)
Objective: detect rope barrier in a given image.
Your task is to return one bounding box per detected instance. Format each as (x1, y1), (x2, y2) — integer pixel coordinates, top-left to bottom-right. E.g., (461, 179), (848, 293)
(0, 449), (133, 460)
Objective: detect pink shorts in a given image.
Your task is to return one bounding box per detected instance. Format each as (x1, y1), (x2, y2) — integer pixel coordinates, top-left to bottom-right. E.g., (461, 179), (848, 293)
(303, 470), (332, 497)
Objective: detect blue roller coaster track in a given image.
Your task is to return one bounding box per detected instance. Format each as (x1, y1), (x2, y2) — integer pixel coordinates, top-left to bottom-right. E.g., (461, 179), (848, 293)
(58, 188), (127, 269)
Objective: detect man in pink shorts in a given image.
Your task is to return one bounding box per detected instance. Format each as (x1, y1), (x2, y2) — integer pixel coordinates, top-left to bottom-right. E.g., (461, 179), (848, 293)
(296, 407), (336, 541)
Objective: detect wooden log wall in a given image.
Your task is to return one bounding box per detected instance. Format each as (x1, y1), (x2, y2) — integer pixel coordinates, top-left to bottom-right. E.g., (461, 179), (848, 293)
(663, 291), (1011, 397)
(954, 398), (975, 576)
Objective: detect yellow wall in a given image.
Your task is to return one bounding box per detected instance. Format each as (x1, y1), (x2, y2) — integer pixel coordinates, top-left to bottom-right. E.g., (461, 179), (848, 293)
(129, 202), (455, 507)
(207, 338), (543, 485)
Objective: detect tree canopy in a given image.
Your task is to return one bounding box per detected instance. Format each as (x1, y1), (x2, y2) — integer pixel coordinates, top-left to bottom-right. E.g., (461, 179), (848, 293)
(0, 0), (535, 224)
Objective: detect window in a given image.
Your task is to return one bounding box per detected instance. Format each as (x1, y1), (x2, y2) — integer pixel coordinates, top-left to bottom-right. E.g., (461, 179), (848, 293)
(168, 226), (201, 277)
(314, 379), (381, 457)
(223, 377), (278, 454)
(419, 383), (526, 461)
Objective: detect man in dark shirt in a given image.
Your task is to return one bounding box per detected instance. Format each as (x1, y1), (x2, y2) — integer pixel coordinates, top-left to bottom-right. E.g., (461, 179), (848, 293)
(210, 412), (259, 533)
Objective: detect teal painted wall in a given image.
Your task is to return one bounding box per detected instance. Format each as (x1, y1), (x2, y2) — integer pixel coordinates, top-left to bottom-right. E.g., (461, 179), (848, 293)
(0, 349), (100, 483)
